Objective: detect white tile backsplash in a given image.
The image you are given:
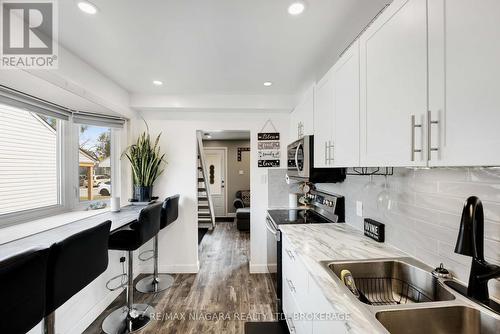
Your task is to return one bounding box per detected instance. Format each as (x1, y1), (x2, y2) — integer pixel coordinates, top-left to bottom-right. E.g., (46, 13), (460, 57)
(316, 167), (500, 300)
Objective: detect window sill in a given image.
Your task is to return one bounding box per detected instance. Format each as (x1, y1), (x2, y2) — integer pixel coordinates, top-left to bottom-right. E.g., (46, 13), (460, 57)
(0, 208), (109, 245)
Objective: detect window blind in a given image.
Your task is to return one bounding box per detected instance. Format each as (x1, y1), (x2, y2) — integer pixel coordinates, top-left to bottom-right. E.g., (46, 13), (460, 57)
(73, 112), (126, 128)
(0, 85), (127, 127)
(0, 85), (72, 121)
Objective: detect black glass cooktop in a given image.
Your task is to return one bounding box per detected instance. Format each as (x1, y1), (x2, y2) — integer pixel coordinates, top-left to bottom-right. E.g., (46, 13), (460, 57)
(267, 209), (332, 225)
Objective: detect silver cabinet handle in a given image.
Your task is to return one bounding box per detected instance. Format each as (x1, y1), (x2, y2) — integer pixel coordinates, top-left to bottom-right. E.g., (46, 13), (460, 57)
(286, 278), (297, 293)
(411, 115), (423, 161)
(427, 110), (439, 160)
(286, 316), (296, 333)
(324, 141), (328, 165)
(285, 248), (295, 261)
(329, 141), (334, 165)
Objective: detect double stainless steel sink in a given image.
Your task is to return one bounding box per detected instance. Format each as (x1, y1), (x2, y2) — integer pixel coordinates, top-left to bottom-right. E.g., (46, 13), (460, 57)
(322, 258), (500, 334)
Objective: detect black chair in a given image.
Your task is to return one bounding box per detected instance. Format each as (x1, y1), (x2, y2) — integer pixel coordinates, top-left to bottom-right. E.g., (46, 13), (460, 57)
(136, 194), (180, 293)
(44, 220), (112, 334)
(102, 202), (162, 334)
(0, 247), (50, 334)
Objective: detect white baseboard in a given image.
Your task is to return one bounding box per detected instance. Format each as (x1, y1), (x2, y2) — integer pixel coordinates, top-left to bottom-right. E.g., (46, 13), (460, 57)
(249, 262), (270, 274)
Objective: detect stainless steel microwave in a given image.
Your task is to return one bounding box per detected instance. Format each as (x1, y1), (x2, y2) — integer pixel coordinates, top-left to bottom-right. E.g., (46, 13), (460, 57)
(287, 135), (346, 183)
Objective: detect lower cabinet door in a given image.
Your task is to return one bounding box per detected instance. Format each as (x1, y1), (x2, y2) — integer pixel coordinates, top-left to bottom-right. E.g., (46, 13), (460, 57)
(306, 275), (347, 334)
(283, 271), (312, 334)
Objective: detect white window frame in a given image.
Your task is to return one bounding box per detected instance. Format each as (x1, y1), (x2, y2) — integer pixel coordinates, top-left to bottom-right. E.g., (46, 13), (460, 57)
(74, 123), (121, 210)
(0, 87), (126, 228)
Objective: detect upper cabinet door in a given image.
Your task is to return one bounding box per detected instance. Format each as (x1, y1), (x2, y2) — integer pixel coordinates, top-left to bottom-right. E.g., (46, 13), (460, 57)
(428, 0), (500, 166)
(314, 69), (334, 168)
(332, 40), (360, 167)
(360, 0), (428, 167)
(290, 85), (314, 143)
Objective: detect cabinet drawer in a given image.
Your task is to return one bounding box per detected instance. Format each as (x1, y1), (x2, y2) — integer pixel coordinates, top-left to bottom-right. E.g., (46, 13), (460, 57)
(283, 271), (312, 334)
(282, 235), (309, 305)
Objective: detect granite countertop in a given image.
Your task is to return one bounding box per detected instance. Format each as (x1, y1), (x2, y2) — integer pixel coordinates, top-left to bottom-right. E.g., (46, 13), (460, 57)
(279, 223), (407, 334)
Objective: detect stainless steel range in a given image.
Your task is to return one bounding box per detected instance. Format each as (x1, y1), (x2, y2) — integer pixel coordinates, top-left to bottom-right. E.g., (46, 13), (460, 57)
(266, 189), (345, 313)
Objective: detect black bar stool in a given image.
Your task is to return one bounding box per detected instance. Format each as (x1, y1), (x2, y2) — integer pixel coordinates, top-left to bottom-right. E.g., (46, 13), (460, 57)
(136, 194), (180, 293)
(44, 220), (112, 334)
(0, 247), (50, 334)
(102, 202), (162, 334)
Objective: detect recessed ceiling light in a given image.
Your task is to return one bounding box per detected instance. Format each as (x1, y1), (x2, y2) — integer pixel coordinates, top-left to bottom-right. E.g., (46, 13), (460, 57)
(77, 1), (98, 15)
(263, 81), (273, 87)
(288, 1), (306, 16)
(152, 80), (163, 86)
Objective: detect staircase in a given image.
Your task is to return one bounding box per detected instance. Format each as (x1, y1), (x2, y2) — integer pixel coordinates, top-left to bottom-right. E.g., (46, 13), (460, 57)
(196, 132), (216, 230)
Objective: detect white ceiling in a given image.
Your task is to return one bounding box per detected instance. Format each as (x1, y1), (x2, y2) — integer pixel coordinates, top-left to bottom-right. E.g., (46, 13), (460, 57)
(59, 0), (389, 96)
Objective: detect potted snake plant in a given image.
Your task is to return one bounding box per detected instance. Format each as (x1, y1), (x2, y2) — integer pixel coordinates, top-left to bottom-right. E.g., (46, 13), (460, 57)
(122, 129), (166, 202)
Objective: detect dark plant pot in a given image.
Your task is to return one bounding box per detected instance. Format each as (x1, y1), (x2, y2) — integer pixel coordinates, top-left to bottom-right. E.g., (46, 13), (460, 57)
(134, 186), (153, 202)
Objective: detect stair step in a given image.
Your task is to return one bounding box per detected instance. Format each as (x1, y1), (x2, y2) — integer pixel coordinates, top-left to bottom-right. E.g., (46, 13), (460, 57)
(198, 178), (204, 182)
(198, 213), (211, 218)
(198, 188), (206, 192)
(198, 205), (209, 210)
(198, 222), (213, 229)
(198, 167), (203, 170)
(198, 197), (208, 201)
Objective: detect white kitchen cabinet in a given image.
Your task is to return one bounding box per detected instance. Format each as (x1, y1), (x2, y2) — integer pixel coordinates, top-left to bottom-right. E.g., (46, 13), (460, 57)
(359, 0), (428, 167)
(331, 40), (360, 167)
(307, 277), (346, 334)
(313, 68), (334, 168)
(428, 0), (500, 166)
(282, 235), (312, 334)
(290, 85), (314, 143)
(282, 234), (346, 334)
(314, 41), (361, 168)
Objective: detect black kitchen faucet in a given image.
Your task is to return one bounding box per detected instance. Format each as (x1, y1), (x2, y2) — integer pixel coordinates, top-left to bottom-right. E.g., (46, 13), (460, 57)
(455, 196), (500, 303)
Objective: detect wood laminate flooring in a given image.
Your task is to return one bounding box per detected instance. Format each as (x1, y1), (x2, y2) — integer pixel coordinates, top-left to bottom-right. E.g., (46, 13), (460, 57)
(84, 222), (277, 334)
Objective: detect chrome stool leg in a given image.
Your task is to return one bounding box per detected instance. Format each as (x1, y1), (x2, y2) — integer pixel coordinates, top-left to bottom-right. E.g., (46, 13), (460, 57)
(102, 251), (155, 334)
(136, 235), (174, 293)
(43, 312), (55, 334)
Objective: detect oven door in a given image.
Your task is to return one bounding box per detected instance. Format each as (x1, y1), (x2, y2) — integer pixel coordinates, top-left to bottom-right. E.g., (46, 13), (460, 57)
(266, 215), (279, 274)
(266, 215), (282, 312)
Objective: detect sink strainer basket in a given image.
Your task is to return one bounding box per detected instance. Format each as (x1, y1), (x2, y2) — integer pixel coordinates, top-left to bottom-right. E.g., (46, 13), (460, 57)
(354, 277), (434, 306)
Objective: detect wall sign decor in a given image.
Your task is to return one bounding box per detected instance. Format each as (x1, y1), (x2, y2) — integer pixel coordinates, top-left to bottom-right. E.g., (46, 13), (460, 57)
(237, 147), (250, 162)
(257, 132), (280, 141)
(257, 119), (281, 168)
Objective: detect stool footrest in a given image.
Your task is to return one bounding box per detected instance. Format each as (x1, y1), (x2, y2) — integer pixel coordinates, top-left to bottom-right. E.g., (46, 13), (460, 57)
(138, 249), (154, 262)
(105, 273), (128, 291)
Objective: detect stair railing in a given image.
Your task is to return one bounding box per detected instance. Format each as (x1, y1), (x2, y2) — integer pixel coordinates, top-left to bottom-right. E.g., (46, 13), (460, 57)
(196, 131), (216, 229)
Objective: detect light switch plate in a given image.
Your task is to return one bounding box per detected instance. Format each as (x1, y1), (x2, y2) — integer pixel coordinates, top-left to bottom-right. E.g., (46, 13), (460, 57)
(239, 170), (244, 175)
(356, 201), (363, 217)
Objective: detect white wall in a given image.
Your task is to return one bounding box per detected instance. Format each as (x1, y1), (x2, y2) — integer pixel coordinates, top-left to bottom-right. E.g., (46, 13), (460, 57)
(135, 111), (290, 274)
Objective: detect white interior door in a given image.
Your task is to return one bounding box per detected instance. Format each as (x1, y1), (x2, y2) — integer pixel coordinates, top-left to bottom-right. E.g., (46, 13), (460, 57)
(204, 148), (227, 217)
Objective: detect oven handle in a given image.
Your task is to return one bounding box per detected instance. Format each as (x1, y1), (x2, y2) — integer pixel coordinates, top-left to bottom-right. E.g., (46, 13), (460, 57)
(265, 217), (280, 241)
